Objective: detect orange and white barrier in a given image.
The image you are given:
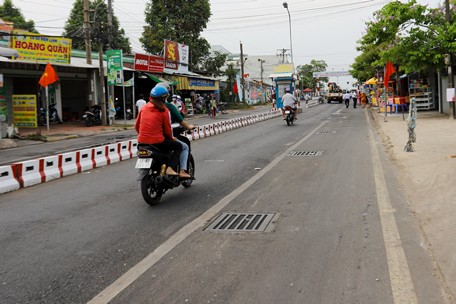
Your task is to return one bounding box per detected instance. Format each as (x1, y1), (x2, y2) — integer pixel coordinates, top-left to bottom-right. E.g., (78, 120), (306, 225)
(15, 159), (44, 188)
(0, 165), (20, 194)
(106, 143), (120, 164)
(42, 155), (62, 182)
(61, 151), (79, 177)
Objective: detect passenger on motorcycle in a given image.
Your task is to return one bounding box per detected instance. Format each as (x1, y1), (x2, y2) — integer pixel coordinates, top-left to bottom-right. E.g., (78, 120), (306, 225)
(135, 85), (183, 177)
(281, 87), (298, 120)
(156, 83), (193, 179)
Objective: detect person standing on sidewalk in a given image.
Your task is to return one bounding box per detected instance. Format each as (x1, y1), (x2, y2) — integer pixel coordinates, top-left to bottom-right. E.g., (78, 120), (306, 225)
(135, 94), (147, 115)
(210, 94), (217, 118)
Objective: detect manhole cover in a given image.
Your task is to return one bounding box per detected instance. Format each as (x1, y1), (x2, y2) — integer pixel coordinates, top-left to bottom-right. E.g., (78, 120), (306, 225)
(316, 130), (336, 134)
(288, 151), (323, 156)
(205, 212), (278, 232)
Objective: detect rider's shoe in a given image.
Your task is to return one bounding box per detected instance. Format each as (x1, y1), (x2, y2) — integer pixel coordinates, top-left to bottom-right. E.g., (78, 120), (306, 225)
(166, 167), (179, 176)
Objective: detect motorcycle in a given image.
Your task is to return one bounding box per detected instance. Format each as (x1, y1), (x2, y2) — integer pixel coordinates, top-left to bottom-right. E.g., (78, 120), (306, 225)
(115, 107), (133, 120)
(39, 103), (62, 126)
(217, 102), (228, 114)
(284, 105), (296, 126)
(82, 105), (102, 127)
(135, 126), (195, 206)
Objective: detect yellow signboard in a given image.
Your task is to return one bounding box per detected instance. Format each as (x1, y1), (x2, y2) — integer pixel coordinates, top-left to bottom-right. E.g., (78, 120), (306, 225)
(11, 30), (72, 64)
(13, 95), (38, 128)
(273, 64), (294, 73)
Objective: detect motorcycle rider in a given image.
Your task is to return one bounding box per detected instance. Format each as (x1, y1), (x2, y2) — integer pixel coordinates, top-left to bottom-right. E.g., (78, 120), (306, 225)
(135, 85), (184, 177)
(282, 87), (298, 120)
(156, 83), (193, 179)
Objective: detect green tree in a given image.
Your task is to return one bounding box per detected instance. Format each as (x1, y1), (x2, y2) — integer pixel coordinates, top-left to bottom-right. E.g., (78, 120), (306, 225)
(352, 0), (456, 81)
(141, 0), (211, 70)
(298, 59), (328, 90)
(199, 51), (228, 77)
(0, 0), (37, 32)
(63, 0), (131, 53)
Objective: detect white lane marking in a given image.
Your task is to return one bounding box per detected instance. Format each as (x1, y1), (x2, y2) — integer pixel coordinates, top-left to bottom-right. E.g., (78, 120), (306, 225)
(365, 110), (418, 303)
(87, 121), (328, 304)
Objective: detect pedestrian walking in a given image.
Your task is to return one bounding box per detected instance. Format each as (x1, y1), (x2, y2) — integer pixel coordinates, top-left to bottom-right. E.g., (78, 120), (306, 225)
(361, 92), (368, 108)
(351, 91), (358, 108)
(343, 91), (351, 108)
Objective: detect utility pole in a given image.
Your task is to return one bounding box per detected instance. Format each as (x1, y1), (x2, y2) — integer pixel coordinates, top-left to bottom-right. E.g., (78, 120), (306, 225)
(107, 0), (115, 125)
(276, 48), (289, 64)
(445, 0), (455, 119)
(83, 0), (92, 64)
(258, 58), (265, 103)
(240, 41), (246, 103)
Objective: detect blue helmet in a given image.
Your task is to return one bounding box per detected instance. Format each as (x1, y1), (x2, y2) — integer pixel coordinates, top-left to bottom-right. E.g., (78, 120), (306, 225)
(150, 85), (169, 98)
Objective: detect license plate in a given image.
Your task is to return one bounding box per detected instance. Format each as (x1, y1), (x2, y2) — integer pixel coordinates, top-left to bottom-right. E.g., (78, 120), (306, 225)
(285, 110), (290, 114)
(135, 158), (152, 169)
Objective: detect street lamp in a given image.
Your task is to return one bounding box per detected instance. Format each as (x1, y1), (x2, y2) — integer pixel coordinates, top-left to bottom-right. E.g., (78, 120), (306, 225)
(283, 2), (293, 66)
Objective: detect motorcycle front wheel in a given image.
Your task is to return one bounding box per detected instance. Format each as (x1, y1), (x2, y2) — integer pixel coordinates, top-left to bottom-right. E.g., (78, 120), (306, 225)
(141, 175), (163, 206)
(85, 116), (93, 127)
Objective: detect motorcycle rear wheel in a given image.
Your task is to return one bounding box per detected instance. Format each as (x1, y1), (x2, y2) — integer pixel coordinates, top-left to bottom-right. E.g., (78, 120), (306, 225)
(286, 115), (292, 126)
(182, 155), (195, 188)
(141, 175), (163, 206)
(85, 117), (93, 127)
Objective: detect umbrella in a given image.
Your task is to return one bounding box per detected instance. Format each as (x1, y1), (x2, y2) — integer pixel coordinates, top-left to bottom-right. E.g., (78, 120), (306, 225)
(303, 88), (312, 92)
(365, 77), (377, 85)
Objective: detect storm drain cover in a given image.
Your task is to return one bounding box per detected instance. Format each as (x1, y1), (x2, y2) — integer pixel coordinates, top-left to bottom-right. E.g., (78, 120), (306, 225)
(205, 212), (278, 232)
(316, 130), (336, 134)
(288, 150), (323, 156)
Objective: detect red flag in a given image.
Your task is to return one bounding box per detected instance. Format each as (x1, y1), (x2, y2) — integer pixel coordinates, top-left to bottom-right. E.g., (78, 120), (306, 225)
(233, 81), (238, 94)
(39, 63), (59, 87)
(384, 61), (396, 89)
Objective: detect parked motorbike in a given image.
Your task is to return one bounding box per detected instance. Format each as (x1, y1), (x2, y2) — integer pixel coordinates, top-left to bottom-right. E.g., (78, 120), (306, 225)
(115, 107), (133, 120)
(284, 105), (296, 126)
(135, 126), (195, 206)
(82, 105), (102, 127)
(39, 103), (62, 126)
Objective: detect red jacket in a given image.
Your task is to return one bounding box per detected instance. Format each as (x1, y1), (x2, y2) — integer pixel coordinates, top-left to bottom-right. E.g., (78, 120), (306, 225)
(135, 102), (173, 144)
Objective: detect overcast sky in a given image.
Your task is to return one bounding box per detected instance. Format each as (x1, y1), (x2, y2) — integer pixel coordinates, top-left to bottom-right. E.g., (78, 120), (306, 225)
(6, 0), (443, 85)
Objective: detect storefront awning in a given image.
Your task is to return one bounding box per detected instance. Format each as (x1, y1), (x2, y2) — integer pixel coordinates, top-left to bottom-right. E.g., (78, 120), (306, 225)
(145, 73), (178, 85)
(0, 47), (18, 58)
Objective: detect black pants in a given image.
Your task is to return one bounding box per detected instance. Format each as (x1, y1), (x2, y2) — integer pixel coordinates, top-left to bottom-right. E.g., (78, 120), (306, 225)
(345, 98), (350, 108)
(151, 138), (182, 169)
(353, 98), (357, 108)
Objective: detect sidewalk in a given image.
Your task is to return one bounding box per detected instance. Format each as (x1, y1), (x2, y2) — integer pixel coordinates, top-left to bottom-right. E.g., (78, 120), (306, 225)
(370, 109), (456, 301)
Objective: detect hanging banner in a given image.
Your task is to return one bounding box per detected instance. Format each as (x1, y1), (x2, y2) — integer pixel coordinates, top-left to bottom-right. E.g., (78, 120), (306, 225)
(313, 71), (350, 77)
(164, 40), (189, 74)
(12, 94), (37, 127)
(106, 50), (123, 85)
(134, 53), (164, 73)
(10, 30), (72, 64)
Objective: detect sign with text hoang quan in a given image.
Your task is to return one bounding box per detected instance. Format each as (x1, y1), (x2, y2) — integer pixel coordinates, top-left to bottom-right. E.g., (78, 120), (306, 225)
(11, 30), (72, 64)
(12, 95), (37, 128)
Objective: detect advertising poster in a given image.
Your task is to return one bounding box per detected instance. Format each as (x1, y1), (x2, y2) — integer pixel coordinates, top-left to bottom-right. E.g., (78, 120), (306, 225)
(0, 76), (7, 118)
(11, 30), (72, 64)
(12, 95), (37, 127)
(134, 53), (164, 73)
(106, 50), (123, 85)
(164, 40), (189, 74)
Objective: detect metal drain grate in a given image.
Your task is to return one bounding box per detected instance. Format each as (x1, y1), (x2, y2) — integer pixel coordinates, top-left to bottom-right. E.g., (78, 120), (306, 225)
(288, 150), (323, 156)
(205, 212), (278, 232)
(316, 130), (336, 134)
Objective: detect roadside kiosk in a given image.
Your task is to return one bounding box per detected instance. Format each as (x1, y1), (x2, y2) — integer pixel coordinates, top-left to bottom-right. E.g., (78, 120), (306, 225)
(269, 64), (298, 109)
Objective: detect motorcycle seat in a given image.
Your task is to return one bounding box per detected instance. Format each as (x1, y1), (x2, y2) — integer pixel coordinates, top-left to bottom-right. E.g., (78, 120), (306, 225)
(137, 143), (170, 160)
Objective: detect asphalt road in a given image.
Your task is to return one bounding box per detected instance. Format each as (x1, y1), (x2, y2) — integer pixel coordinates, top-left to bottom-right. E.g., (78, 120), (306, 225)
(0, 104), (448, 304)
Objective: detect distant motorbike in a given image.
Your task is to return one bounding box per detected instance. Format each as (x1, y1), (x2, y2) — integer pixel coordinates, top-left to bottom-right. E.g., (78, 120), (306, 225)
(217, 102), (228, 114)
(82, 105), (102, 127)
(39, 103), (62, 126)
(135, 126), (195, 206)
(115, 107), (133, 120)
(284, 105), (296, 126)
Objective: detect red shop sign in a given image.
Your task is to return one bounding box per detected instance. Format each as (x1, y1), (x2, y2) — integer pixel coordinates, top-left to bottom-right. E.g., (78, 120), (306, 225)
(134, 53), (164, 73)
